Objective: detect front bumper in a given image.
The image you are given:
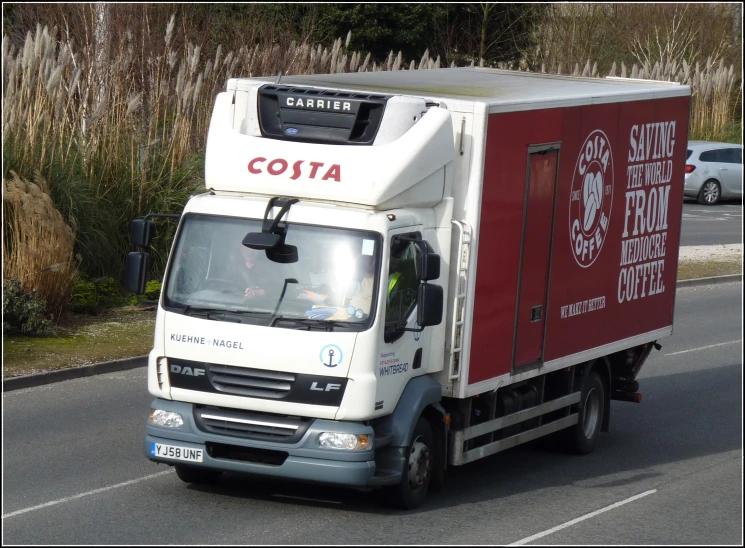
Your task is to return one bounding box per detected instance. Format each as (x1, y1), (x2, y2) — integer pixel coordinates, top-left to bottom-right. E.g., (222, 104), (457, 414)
(144, 398), (377, 487)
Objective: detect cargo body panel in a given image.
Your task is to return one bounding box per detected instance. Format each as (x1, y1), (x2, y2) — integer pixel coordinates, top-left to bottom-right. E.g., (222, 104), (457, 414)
(461, 96), (688, 391)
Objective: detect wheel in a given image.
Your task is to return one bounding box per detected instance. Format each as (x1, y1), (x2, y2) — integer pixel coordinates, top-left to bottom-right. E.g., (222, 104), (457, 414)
(379, 417), (435, 510)
(698, 179), (721, 205)
(561, 371), (605, 455)
(175, 464), (222, 485)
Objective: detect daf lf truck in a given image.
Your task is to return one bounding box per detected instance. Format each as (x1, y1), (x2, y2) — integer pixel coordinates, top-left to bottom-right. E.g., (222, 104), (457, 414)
(125, 68), (690, 509)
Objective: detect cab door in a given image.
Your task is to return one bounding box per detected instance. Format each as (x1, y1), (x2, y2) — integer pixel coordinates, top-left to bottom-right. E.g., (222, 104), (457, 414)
(376, 227), (426, 406)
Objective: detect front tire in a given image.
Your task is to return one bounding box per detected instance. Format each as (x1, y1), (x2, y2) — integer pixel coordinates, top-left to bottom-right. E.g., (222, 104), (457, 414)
(561, 371), (605, 455)
(380, 417), (435, 510)
(175, 465), (222, 485)
(698, 179), (721, 205)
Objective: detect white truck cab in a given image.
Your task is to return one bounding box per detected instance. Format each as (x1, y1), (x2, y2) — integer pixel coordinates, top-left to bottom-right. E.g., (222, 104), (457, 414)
(129, 76), (457, 509)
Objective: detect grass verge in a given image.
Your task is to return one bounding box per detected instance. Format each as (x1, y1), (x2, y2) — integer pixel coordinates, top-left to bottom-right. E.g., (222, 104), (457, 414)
(3, 307), (155, 378)
(677, 258), (742, 280)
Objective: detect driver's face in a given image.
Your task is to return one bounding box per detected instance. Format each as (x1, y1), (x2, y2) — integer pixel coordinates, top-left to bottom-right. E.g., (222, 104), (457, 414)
(241, 246), (260, 268)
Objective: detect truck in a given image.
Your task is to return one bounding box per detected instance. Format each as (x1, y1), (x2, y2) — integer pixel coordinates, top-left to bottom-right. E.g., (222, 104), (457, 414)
(125, 67), (691, 509)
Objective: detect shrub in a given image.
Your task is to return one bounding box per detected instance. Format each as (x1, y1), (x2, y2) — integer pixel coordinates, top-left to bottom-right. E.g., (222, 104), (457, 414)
(144, 280), (163, 301)
(95, 277), (126, 307)
(3, 278), (52, 336)
(71, 279), (98, 314)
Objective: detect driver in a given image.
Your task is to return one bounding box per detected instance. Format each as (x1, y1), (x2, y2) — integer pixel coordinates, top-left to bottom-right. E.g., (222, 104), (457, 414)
(343, 254), (375, 317)
(238, 245), (269, 299)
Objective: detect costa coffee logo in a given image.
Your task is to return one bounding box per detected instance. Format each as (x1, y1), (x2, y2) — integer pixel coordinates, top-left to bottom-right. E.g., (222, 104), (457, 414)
(248, 157), (341, 182)
(569, 129), (614, 268)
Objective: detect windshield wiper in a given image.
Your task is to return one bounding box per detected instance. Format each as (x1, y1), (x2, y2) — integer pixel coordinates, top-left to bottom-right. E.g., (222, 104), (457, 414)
(180, 305), (217, 317)
(270, 316), (360, 331)
(270, 316), (329, 329)
(180, 305), (268, 323)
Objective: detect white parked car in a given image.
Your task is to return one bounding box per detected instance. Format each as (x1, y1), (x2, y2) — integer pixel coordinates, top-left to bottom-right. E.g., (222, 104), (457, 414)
(684, 141), (743, 204)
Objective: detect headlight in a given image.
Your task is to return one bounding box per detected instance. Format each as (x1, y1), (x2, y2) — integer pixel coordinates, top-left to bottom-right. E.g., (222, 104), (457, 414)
(317, 432), (370, 450)
(149, 409), (184, 428)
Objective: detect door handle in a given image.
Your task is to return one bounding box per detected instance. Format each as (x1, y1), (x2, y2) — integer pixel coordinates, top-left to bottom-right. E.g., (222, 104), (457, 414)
(720, 167), (729, 171)
(530, 305), (542, 322)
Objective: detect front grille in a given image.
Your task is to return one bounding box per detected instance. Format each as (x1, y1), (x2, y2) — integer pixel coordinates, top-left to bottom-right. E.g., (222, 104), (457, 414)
(206, 442), (288, 466)
(194, 405), (312, 443)
(209, 364), (296, 399)
(168, 359), (348, 406)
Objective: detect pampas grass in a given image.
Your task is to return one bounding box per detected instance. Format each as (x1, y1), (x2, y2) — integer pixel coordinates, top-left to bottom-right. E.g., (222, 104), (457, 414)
(2, 19), (446, 284)
(2, 13), (740, 318)
(3, 171), (77, 320)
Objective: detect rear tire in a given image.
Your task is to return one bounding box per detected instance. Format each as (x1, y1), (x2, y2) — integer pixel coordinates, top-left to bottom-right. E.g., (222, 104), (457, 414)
(698, 179), (721, 205)
(561, 371), (605, 455)
(175, 465), (222, 485)
(379, 417), (435, 510)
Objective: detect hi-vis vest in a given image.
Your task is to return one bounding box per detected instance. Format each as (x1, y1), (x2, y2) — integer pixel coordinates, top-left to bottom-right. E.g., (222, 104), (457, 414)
(387, 271), (401, 303)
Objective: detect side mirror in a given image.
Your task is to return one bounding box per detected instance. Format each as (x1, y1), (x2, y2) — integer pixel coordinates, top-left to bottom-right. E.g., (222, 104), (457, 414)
(418, 252), (440, 281)
(124, 251), (149, 294)
(130, 219), (155, 248)
(417, 283), (443, 327)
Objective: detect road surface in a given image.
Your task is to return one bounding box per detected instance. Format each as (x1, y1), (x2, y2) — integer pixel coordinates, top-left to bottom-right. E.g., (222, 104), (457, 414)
(3, 282), (742, 545)
(680, 200), (742, 246)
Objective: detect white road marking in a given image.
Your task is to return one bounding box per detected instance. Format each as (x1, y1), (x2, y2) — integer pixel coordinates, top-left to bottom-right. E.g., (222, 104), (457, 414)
(684, 217), (737, 223)
(2, 470), (173, 519)
(666, 339), (741, 356)
(508, 490), (657, 546)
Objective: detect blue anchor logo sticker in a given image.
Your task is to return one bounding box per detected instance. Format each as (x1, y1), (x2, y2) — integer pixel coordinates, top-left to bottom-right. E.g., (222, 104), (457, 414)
(320, 344), (343, 368)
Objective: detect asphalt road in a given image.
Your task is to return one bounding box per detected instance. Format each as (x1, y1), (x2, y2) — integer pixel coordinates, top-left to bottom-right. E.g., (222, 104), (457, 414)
(680, 199), (742, 246)
(3, 282), (742, 545)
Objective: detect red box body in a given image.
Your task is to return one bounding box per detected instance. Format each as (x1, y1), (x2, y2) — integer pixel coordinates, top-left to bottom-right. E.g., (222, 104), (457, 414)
(468, 96), (690, 385)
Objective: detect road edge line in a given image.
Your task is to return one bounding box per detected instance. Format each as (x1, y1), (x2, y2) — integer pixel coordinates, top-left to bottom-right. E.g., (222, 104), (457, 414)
(2, 355), (148, 393)
(2, 470), (172, 519)
(507, 489), (658, 545)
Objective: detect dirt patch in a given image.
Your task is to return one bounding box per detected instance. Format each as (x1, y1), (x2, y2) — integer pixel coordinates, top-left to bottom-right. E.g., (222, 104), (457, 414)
(3, 307), (156, 377)
(678, 244), (742, 263)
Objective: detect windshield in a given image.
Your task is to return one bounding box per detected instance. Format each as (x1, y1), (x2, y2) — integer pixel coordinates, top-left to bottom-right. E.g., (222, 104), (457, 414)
(163, 214), (382, 330)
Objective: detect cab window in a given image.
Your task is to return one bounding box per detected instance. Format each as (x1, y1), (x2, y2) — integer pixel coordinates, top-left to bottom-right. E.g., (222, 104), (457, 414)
(386, 235), (421, 324)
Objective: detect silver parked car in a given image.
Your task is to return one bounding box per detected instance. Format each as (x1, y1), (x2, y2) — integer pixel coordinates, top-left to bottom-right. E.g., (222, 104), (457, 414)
(684, 141), (743, 205)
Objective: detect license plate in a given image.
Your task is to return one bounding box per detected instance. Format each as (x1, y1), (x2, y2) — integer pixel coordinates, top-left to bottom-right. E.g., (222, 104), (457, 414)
(150, 442), (203, 463)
